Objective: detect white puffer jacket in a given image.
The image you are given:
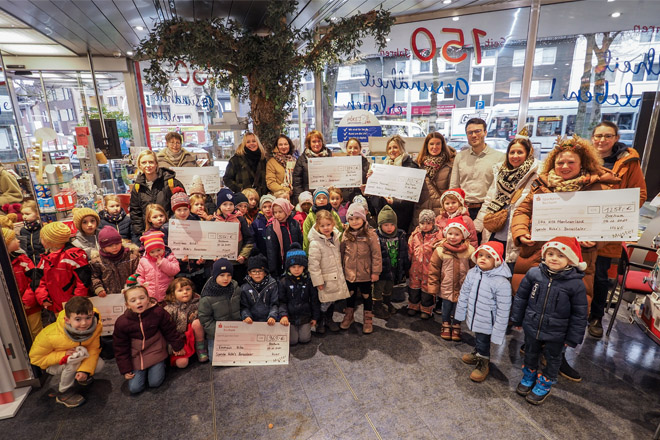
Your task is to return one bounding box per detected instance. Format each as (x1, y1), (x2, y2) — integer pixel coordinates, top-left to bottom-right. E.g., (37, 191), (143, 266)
(307, 227), (350, 303)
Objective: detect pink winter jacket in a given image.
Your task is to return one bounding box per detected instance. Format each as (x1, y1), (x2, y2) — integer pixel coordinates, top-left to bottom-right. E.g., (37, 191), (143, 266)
(408, 226), (442, 292)
(137, 252), (180, 302)
(434, 208), (478, 249)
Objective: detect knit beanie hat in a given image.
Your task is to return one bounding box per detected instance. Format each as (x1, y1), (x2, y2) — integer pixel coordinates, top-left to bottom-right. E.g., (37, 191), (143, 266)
(171, 187), (190, 211)
(212, 258), (233, 278)
(444, 217), (470, 239)
(72, 207), (100, 232)
(542, 236), (587, 271)
(418, 209), (436, 224)
(189, 175), (205, 195)
(352, 195), (369, 212)
(471, 241), (504, 268)
(41, 221), (72, 246)
(346, 203), (367, 223)
(377, 205), (398, 227)
(233, 193), (249, 207)
(441, 188), (466, 207)
(140, 231), (165, 254)
(285, 242), (308, 269)
(216, 188), (235, 210)
(98, 226), (122, 248)
(259, 194), (276, 209)
(298, 191), (313, 205)
(313, 187), (329, 204)
(247, 252), (268, 273)
(2, 227), (15, 246)
(273, 198), (294, 218)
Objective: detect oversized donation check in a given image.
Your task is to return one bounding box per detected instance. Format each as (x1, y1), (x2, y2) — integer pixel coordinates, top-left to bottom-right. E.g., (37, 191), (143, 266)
(364, 163), (427, 202)
(212, 321), (289, 366)
(307, 156), (363, 189)
(171, 166), (222, 194)
(168, 219), (239, 259)
(88, 295), (126, 336)
(531, 188), (640, 241)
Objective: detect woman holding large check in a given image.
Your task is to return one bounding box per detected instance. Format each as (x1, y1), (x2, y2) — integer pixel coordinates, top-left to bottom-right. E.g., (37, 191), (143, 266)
(292, 130), (333, 203)
(368, 135), (419, 232)
(510, 135), (619, 381)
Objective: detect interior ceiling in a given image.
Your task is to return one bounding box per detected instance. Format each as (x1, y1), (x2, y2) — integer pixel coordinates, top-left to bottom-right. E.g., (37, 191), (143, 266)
(0, 0), (567, 57)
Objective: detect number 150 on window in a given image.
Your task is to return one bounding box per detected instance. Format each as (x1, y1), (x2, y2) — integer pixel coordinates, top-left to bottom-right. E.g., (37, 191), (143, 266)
(411, 27), (488, 64)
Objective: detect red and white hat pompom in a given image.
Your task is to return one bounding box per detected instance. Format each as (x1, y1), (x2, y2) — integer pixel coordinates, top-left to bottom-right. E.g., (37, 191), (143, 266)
(444, 217), (470, 239)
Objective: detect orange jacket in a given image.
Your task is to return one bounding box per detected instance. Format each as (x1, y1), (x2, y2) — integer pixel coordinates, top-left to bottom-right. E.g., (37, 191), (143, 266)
(598, 148), (647, 258)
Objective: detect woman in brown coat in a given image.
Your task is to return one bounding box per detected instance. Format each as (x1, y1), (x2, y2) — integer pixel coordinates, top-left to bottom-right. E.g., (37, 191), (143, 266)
(587, 121), (647, 338)
(510, 135), (620, 382)
(412, 132), (455, 228)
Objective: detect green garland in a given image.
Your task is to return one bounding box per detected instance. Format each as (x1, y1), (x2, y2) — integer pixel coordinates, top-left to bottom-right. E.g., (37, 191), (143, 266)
(135, 0), (393, 148)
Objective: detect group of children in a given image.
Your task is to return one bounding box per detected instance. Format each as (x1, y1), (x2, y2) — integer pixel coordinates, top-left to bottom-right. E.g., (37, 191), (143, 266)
(3, 176), (588, 408)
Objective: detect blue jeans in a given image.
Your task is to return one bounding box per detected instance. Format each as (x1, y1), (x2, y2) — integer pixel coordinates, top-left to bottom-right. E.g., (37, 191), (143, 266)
(128, 361), (166, 394)
(523, 333), (564, 381)
(441, 299), (457, 324)
(474, 332), (491, 358)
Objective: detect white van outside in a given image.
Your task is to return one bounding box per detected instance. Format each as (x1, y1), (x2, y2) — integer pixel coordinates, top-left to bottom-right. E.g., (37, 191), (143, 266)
(380, 121), (427, 138)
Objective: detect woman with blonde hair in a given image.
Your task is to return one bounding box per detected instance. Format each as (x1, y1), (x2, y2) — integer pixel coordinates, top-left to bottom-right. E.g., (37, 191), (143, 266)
(129, 150), (183, 240)
(292, 130), (332, 203)
(223, 132), (268, 196)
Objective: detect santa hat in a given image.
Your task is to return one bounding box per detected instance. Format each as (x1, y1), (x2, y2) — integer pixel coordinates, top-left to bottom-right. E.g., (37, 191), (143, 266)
(440, 188), (466, 207)
(444, 217), (470, 239)
(542, 237), (587, 271)
(140, 231), (165, 254)
(189, 175), (205, 195)
(170, 187), (190, 211)
(471, 241), (504, 268)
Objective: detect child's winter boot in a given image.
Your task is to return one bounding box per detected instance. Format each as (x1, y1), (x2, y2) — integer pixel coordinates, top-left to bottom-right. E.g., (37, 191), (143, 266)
(526, 374), (554, 405)
(470, 355), (490, 382)
(516, 365), (537, 396)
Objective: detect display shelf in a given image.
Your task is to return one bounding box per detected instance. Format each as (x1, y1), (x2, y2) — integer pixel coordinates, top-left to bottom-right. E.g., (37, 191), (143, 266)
(632, 308), (660, 346)
(37, 180), (71, 186)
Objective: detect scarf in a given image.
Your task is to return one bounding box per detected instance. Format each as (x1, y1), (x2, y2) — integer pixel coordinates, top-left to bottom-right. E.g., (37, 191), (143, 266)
(274, 151), (294, 168)
(487, 155), (535, 213)
(547, 169), (588, 192)
(100, 245), (127, 262)
(246, 275), (271, 296)
(385, 152), (410, 167)
(64, 316), (99, 342)
(304, 147), (329, 158)
(23, 220), (40, 232)
(274, 152), (295, 187)
(163, 147), (186, 167)
(442, 240), (468, 254)
(312, 203), (333, 214)
(423, 152), (449, 180)
(202, 280), (236, 298)
(272, 218), (293, 261)
(100, 209), (126, 224)
(244, 147), (262, 171)
(443, 208), (465, 220)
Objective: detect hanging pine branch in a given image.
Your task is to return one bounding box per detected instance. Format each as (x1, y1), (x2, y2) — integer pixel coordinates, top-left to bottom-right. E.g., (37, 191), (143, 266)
(135, 0), (394, 147)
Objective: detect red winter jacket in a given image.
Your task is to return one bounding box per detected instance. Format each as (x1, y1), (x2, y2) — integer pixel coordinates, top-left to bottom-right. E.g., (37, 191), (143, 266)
(11, 251), (40, 316)
(112, 299), (185, 374)
(34, 243), (91, 313)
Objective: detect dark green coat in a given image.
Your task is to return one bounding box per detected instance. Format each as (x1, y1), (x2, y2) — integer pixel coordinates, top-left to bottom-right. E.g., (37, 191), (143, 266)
(223, 153), (268, 196)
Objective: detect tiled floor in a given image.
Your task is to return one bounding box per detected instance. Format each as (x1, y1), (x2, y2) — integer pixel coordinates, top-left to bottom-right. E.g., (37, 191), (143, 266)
(4, 303), (660, 440)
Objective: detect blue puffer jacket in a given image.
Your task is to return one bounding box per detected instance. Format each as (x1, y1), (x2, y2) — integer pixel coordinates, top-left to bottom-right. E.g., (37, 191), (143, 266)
(240, 275), (279, 322)
(376, 228), (410, 285)
(455, 263), (512, 345)
(510, 263), (588, 347)
(278, 273), (321, 326)
(251, 213), (270, 255)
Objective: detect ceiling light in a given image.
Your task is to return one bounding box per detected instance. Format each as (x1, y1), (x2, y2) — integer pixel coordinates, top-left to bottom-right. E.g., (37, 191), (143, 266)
(0, 30), (37, 43)
(0, 43), (74, 56)
(443, 0), (451, 3)
(452, 17), (459, 21)
(386, 38), (391, 42)
(610, 12), (621, 17)
(607, 0), (615, 2)
(135, 25), (145, 31)
(126, 50), (134, 56)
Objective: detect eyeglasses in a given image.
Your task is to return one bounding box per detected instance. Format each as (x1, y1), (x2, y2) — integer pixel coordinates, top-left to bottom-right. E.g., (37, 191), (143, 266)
(593, 134), (616, 140)
(466, 129), (484, 136)
(249, 269), (265, 275)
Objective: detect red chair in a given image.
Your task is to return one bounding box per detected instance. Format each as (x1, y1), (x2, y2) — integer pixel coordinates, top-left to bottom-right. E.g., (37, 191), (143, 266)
(605, 242), (656, 337)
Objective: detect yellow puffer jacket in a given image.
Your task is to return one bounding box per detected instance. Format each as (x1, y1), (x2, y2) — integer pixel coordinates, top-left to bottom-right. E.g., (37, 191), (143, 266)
(29, 308), (103, 375)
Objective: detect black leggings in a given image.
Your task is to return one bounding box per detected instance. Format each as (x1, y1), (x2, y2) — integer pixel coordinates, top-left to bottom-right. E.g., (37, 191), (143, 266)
(346, 281), (373, 311)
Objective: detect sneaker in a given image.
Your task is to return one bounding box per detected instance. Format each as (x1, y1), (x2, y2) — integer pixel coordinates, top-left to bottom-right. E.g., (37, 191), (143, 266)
(76, 374), (94, 386)
(470, 356), (490, 382)
(516, 366), (537, 396)
(56, 389), (86, 408)
(420, 312), (431, 320)
(588, 318), (603, 339)
(461, 351), (478, 365)
(559, 356), (582, 382)
(526, 374), (554, 405)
